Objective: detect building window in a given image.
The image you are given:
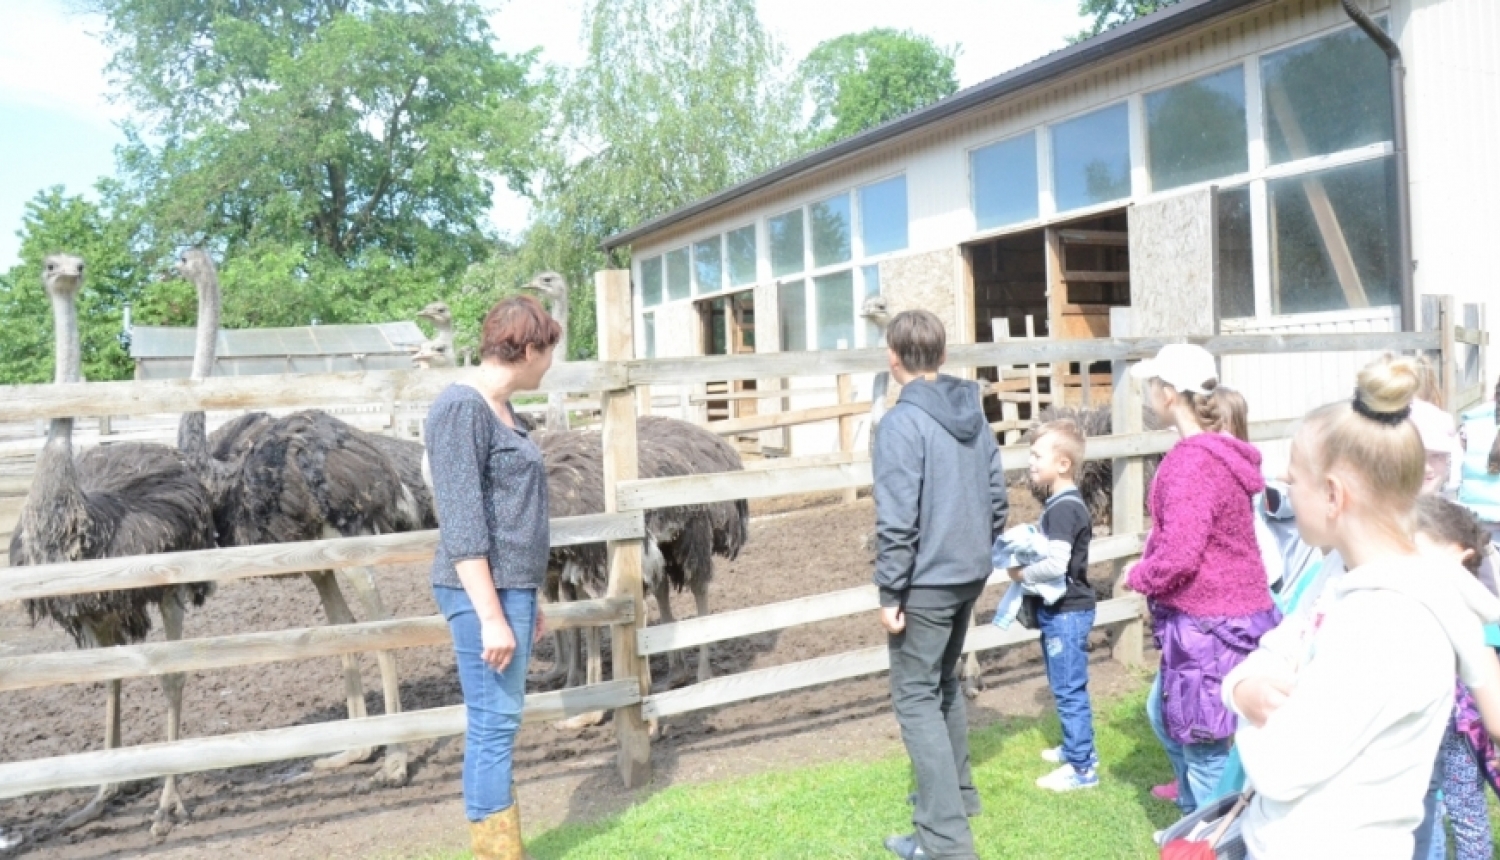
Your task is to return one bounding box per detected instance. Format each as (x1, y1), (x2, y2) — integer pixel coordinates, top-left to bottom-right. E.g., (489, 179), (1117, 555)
(770, 209), (805, 277)
(642, 312), (656, 358)
(859, 176), (908, 256)
(810, 193), (852, 269)
(1262, 25), (1393, 165)
(972, 132), (1039, 230)
(1268, 156), (1398, 315)
(694, 238), (723, 294)
(640, 256), (663, 307)
(778, 280), (807, 351)
(1215, 185), (1254, 319)
(862, 264), (883, 346)
(815, 270), (856, 350)
(1051, 103), (1131, 212)
(665, 247), (691, 301)
(727, 225), (757, 286)
(1147, 66), (1249, 192)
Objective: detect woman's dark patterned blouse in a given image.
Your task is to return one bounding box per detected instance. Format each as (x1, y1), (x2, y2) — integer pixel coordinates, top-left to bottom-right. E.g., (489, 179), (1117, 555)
(424, 384), (549, 590)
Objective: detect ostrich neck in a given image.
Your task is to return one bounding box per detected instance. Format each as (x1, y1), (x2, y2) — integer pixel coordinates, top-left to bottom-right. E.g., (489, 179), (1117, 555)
(51, 291), (81, 385)
(26, 293), (87, 553)
(189, 272), (221, 381)
(552, 292), (569, 360)
(433, 321), (455, 350)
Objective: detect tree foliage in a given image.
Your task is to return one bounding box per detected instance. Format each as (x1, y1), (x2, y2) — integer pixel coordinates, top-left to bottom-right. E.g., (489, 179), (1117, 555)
(0, 186), (146, 384)
(797, 29), (958, 148)
(1070, 0), (1180, 43)
(91, 0), (542, 329)
(510, 0), (801, 358)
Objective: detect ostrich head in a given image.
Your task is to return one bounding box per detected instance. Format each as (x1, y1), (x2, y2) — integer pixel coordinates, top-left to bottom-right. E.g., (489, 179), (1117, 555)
(42, 253), (84, 301)
(43, 254), (85, 386)
(173, 247), (223, 383)
(175, 247), (217, 286)
(860, 294), (891, 330)
(416, 301), (452, 329)
(523, 271), (568, 305)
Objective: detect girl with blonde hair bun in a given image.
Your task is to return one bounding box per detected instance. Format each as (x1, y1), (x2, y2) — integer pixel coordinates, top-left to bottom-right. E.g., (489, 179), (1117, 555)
(1226, 353), (1500, 859)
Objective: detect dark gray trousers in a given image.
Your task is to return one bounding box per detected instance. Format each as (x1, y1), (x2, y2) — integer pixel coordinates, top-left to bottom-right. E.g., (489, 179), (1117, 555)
(888, 597), (981, 860)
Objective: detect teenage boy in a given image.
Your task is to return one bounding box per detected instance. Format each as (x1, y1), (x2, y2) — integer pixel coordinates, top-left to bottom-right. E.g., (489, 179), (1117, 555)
(874, 310), (1008, 860)
(1010, 420), (1099, 792)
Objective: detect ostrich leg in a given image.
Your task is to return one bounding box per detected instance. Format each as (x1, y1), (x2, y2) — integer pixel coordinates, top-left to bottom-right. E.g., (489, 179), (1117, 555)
(649, 577), (693, 689)
(307, 571), (380, 769)
(689, 577), (714, 684)
(150, 592), (193, 839)
(554, 580), (608, 730)
(341, 565), (410, 787)
(57, 630), (123, 833)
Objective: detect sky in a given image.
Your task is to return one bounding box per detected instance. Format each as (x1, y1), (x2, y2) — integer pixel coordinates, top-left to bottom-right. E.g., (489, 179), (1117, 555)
(0, 0), (1088, 270)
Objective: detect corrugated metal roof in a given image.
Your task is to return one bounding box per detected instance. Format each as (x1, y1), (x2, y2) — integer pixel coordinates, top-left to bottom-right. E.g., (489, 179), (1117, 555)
(130, 322), (427, 359)
(601, 0), (1269, 251)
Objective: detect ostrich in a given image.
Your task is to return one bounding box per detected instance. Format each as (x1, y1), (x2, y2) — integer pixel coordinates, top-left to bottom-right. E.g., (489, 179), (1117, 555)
(173, 250), (419, 786)
(411, 301), (455, 369)
(539, 417), (749, 695)
(10, 254), (216, 838)
(521, 272), (571, 432)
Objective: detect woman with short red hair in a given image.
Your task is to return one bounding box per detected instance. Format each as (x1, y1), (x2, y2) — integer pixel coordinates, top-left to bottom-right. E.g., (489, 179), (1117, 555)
(424, 295), (560, 859)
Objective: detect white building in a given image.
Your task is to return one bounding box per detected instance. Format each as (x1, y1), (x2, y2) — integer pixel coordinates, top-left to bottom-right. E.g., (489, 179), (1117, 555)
(604, 0), (1498, 464)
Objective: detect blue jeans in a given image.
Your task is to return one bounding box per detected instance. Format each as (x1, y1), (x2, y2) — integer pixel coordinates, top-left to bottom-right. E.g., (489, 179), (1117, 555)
(434, 585), (536, 822)
(1037, 604), (1097, 771)
(1147, 672), (1231, 815)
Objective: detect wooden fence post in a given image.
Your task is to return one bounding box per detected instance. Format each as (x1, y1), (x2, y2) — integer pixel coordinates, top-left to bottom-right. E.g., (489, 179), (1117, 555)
(595, 269), (652, 788)
(1109, 308), (1145, 667)
(836, 373), (856, 503)
(1437, 294), (1456, 412)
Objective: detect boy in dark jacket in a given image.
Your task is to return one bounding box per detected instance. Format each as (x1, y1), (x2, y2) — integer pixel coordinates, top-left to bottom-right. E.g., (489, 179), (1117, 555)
(875, 310), (1008, 860)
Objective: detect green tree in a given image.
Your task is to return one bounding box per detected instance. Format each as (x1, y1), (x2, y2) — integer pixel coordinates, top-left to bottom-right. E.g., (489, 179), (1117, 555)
(796, 29), (959, 148)
(515, 0), (801, 358)
(90, 0), (543, 329)
(0, 186), (146, 384)
(1070, 0), (1180, 42)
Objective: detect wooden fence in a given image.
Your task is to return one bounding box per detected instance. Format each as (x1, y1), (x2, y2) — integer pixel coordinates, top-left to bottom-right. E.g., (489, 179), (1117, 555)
(0, 274), (1478, 800)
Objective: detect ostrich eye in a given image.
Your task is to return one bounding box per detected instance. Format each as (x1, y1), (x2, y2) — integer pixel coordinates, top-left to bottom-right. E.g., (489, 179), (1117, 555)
(45, 263), (54, 272)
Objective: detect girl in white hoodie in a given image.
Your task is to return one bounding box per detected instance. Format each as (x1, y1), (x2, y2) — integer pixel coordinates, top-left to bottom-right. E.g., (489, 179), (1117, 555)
(1231, 355), (1495, 860)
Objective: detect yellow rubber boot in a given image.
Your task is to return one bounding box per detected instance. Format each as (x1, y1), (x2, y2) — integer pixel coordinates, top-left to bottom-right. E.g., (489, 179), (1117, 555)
(469, 801), (526, 860)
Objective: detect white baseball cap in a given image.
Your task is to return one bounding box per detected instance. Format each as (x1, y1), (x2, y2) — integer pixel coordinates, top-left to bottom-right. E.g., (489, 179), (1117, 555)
(1130, 343), (1218, 394)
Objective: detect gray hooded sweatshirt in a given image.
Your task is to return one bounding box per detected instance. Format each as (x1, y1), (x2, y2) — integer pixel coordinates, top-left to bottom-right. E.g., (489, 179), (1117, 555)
(873, 375), (1008, 609)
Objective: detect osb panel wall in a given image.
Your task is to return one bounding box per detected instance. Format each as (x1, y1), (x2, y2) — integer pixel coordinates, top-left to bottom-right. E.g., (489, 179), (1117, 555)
(881, 247), (963, 342)
(1128, 189), (1216, 338)
(655, 302), (700, 358)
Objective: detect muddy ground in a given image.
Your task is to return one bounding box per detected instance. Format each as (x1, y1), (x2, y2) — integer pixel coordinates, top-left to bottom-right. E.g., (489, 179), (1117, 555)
(0, 488), (1152, 859)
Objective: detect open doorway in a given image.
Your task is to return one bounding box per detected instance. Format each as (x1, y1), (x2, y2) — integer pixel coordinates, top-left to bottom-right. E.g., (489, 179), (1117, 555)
(697, 290), (756, 422)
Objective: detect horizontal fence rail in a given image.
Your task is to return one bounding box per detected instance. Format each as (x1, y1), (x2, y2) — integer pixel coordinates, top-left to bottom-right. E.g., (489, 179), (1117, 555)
(0, 512), (644, 603)
(642, 596), (1145, 720)
(0, 597), (634, 693)
(0, 679), (641, 801)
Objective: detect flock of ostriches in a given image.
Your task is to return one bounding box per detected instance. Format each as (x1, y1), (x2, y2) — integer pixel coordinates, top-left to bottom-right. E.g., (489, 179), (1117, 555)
(8, 252), (749, 841)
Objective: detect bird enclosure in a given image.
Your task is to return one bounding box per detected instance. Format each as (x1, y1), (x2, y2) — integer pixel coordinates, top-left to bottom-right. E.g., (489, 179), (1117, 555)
(0, 273), (1484, 805)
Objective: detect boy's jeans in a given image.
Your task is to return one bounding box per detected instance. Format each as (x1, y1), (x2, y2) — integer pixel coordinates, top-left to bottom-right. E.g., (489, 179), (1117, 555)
(888, 596), (981, 860)
(434, 585), (536, 822)
(1146, 672), (1231, 815)
(1037, 604), (1098, 772)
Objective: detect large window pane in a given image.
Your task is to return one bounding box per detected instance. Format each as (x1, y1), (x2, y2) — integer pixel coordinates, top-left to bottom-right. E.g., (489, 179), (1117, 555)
(779, 279), (807, 351)
(1262, 25), (1393, 164)
(665, 247), (691, 301)
(640, 256), (662, 307)
(1052, 103), (1132, 211)
(972, 132), (1039, 229)
(1216, 185), (1254, 319)
(769, 209), (805, 277)
(859, 177), (908, 257)
(694, 237), (723, 294)
(811, 194), (852, 268)
(642, 312), (656, 358)
(1269, 157), (1398, 315)
(815, 270), (855, 350)
(727, 225), (757, 286)
(1147, 66), (1248, 191)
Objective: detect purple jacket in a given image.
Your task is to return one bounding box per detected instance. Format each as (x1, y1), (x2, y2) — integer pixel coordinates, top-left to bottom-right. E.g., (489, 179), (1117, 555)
(1154, 603), (1281, 744)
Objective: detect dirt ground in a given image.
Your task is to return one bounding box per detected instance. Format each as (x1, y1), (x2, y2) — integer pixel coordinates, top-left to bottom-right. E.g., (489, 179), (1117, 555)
(0, 487), (1152, 859)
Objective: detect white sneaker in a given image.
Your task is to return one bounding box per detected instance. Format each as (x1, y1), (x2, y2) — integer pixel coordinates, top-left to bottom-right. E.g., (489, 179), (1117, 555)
(1035, 763), (1099, 792)
(1040, 746), (1063, 763)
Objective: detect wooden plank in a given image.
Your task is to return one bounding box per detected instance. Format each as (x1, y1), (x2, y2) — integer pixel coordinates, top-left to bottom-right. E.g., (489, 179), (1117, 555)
(618, 460), (872, 511)
(689, 387), (838, 404)
(836, 374), (857, 505)
(642, 597), (1144, 720)
(1455, 326), (1489, 347)
(742, 451), (862, 471)
(1062, 271), (1132, 283)
(0, 596), (633, 693)
(596, 268), (652, 789)
(0, 512), (645, 604)
(1059, 229), (1129, 247)
(0, 680), (640, 800)
(705, 401), (868, 436)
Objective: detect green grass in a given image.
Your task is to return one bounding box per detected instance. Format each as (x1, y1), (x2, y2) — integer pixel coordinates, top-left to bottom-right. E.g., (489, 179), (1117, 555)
(413, 684), (1184, 859)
